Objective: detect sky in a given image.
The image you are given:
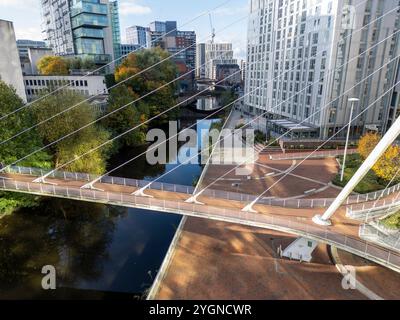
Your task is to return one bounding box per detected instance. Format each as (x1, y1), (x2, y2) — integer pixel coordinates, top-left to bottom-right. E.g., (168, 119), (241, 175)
(0, 0), (249, 60)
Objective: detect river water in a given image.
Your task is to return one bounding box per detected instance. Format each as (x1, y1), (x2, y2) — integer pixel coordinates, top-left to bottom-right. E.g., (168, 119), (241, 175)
(0, 110), (219, 299)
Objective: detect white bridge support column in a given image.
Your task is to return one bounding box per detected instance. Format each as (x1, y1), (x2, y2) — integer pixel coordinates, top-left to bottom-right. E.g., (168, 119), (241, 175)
(313, 115), (400, 226)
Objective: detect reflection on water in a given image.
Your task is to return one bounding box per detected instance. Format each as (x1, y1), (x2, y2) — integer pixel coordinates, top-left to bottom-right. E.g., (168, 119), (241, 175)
(196, 96), (220, 111)
(0, 200), (180, 299)
(0, 116), (218, 299)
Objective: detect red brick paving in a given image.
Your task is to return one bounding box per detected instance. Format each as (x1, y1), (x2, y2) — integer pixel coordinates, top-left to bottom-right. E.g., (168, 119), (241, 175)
(155, 217), (366, 300)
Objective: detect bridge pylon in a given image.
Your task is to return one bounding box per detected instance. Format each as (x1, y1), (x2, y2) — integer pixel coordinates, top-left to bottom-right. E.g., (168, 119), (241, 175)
(132, 187), (154, 198)
(185, 195), (204, 205)
(313, 114), (400, 226)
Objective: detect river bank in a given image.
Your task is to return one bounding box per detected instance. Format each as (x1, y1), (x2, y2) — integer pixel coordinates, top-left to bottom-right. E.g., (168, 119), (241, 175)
(0, 110), (220, 299)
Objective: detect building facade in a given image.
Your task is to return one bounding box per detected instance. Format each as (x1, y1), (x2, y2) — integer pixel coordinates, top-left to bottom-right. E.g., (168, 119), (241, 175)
(149, 21), (167, 33)
(120, 43), (141, 57)
(215, 64), (241, 85)
(23, 74), (107, 101)
(203, 43), (238, 80)
(41, 0), (115, 65)
(195, 43), (206, 78)
(109, 0), (121, 61)
(126, 26), (150, 47)
(16, 40), (47, 58)
(244, 0), (400, 139)
(17, 40), (52, 75)
(0, 20), (27, 102)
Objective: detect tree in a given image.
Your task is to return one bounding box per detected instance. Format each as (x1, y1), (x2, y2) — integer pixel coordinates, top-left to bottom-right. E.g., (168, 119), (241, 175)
(373, 145), (400, 183)
(0, 81), (51, 215)
(358, 132), (381, 159)
(103, 86), (148, 148)
(37, 56), (69, 75)
(67, 57), (96, 71)
(357, 132), (400, 184)
(114, 48), (178, 122)
(32, 90), (112, 174)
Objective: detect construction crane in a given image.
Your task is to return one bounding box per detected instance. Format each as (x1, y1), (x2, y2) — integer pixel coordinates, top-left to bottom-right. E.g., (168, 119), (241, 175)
(209, 13), (215, 44)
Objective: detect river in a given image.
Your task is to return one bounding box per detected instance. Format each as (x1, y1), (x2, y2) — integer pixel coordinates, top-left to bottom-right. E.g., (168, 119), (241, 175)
(0, 108), (220, 299)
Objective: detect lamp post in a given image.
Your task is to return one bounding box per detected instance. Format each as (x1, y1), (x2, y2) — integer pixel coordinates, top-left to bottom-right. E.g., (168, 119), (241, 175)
(340, 98), (359, 182)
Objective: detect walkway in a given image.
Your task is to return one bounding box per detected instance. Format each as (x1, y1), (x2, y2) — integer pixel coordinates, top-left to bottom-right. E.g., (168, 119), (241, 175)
(1, 170), (400, 272)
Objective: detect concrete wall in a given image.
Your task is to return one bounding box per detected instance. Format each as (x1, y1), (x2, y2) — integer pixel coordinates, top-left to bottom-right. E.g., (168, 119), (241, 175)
(0, 20), (27, 102)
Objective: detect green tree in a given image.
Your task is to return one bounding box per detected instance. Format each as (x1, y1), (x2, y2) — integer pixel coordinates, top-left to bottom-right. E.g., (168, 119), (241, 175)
(0, 81), (52, 215)
(67, 57), (96, 71)
(114, 48), (178, 123)
(32, 90), (112, 174)
(37, 56), (69, 76)
(103, 86), (148, 147)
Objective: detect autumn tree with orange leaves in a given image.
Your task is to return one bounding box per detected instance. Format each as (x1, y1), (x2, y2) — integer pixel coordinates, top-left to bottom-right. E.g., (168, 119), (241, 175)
(373, 145), (400, 183)
(358, 132), (381, 159)
(37, 56), (69, 76)
(358, 132), (400, 183)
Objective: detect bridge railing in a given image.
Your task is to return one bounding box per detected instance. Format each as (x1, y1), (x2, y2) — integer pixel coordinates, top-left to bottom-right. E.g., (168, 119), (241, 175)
(359, 224), (400, 252)
(269, 149), (358, 160)
(347, 191), (400, 219)
(4, 165), (400, 209)
(1, 177), (400, 272)
(4, 165), (195, 195)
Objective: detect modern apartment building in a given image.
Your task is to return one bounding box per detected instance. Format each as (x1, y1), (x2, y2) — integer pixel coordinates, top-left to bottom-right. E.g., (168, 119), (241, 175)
(126, 26), (150, 47)
(244, 0), (400, 139)
(198, 43), (238, 80)
(150, 21), (167, 33)
(0, 20), (27, 102)
(109, 0), (121, 61)
(41, 0), (115, 65)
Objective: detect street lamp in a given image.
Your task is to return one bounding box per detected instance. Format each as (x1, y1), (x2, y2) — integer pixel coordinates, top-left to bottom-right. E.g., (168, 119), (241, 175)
(340, 98), (359, 182)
